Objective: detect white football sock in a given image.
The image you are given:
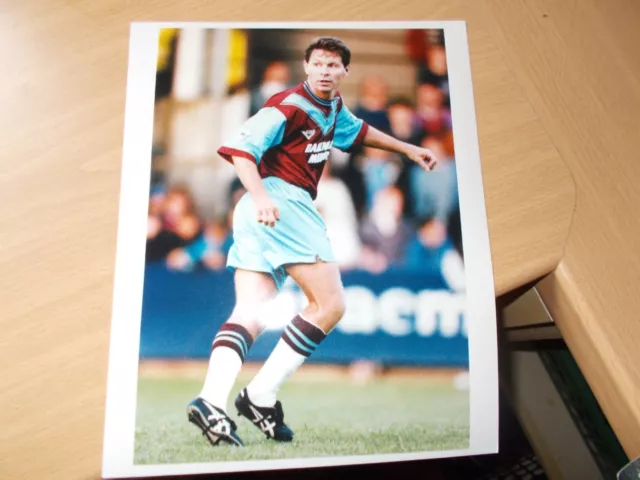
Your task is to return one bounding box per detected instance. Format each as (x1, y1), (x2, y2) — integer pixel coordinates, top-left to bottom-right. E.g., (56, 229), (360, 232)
(246, 315), (326, 407)
(199, 346), (242, 411)
(246, 339), (306, 407)
(199, 323), (254, 411)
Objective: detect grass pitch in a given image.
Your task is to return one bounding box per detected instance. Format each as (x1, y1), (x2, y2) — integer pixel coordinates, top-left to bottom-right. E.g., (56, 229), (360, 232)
(134, 363), (469, 465)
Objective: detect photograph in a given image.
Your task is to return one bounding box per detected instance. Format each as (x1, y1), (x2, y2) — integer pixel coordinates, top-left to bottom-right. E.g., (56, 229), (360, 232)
(102, 21), (498, 478)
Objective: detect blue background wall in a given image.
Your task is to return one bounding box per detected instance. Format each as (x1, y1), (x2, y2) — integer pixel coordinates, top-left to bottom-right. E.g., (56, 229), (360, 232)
(139, 264), (469, 367)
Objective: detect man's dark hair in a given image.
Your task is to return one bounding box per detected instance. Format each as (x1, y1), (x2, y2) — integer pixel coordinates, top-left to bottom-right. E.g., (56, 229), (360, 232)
(304, 37), (351, 68)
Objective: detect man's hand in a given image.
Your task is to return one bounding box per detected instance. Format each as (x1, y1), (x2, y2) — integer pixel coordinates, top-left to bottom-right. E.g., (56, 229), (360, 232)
(253, 193), (280, 227)
(405, 145), (438, 172)
(231, 155), (281, 227)
(362, 126), (438, 172)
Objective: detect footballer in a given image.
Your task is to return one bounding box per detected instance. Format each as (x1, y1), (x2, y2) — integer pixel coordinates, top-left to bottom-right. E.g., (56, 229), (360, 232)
(187, 36), (437, 447)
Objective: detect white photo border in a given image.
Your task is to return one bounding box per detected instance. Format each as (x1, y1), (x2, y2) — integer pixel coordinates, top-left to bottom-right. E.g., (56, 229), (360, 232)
(102, 20), (498, 479)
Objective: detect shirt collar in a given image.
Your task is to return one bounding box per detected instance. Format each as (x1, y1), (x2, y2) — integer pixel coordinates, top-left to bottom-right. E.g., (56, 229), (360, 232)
(303, 81), (336, 107)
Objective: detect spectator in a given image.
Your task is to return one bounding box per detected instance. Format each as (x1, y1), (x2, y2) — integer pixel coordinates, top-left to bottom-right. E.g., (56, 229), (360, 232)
(146, 185), (201, 262)
(166, 218), (232, 272)
(353, 75), (391, 134)
(405, 29), (447, 93)
(162, 186), (201, 238)
(416, 81), (452, 137)
(335, 76), (392, 219)
(358, 186), (414, 272)
(418, 43), (449, 98)
(401, 214), (466, 292)
(334, 157), (368, 222)
(387, 97), (424, 145)
(315, 160), (362, 270)
(358, 146), (402, 212)
(148, 181), (166, 218)
(249, 61), (292, 116)
(409, 134), (459, 224)
(405, 29), (429, 65)
(386, 97), (424, 218)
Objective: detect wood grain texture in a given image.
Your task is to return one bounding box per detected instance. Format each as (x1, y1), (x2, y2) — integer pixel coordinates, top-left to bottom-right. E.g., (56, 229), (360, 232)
(464, 18), (575, 296)
(7, 0), (639, 478)
(483, 0), (640, 458)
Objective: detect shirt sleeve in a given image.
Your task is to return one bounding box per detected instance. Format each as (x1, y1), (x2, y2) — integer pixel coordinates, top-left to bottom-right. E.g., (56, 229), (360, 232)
(217, 106), (287, 164)
(332, 101), (369, 152)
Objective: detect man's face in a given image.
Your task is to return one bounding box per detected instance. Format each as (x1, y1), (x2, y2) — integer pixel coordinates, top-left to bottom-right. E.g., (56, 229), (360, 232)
(304, 49), (348, 94)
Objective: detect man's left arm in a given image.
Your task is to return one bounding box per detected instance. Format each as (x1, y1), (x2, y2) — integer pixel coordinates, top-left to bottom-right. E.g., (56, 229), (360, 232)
(363, 125), (438, 173)
(333, 102), (437, 173)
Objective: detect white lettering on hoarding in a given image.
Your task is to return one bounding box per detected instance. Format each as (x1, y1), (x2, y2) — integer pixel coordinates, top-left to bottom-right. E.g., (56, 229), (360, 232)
(260, 285), (467, 338)
(339, 286), (378, 334)
(416, 291), (466, 338)
(377, 288), (414, 336)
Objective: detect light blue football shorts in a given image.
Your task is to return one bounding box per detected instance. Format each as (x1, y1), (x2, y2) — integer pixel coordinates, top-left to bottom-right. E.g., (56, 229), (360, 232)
(226, 176), (336, 290)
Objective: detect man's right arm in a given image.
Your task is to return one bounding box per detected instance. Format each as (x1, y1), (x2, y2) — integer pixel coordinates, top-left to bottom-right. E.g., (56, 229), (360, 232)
(217, 106), (288, 227)
(232, 156), (280, 227)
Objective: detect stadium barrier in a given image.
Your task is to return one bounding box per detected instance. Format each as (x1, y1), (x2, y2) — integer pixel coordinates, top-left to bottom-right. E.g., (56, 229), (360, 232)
(139, 264), (469, 367)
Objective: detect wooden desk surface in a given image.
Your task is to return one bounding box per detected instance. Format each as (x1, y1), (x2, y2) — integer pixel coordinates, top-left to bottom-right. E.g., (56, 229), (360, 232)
(1, 1), (638, 478)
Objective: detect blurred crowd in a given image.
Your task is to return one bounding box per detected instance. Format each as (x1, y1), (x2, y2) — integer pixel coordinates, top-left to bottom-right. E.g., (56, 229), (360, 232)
(146, 30), (466, 292)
